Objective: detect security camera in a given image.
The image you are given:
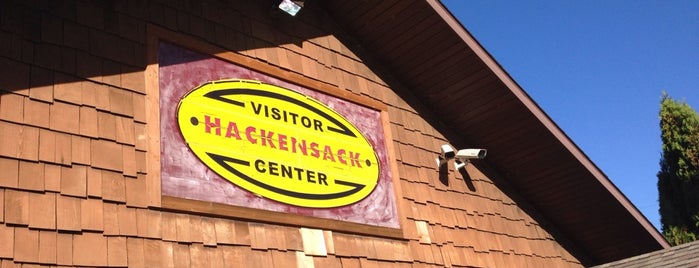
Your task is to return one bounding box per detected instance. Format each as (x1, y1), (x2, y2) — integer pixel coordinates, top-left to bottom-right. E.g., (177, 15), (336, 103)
(440, 144), (456, 159)
(436, 144), (456, 167)
(455, 149), (487, 161)
(437, 145), (486, 169)
(453, 149), (486, 170)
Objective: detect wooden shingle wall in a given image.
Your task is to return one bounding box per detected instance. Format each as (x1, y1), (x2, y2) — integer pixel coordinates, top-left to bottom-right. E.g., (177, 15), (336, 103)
(0, 0), (582, 267)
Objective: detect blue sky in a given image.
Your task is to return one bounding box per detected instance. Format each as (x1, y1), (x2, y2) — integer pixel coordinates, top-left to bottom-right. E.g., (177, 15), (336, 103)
(442, 1), (699, 231)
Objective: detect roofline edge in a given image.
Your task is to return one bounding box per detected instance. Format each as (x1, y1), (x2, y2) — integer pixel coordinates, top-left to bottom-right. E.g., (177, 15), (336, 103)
(428, 0), (669, 250)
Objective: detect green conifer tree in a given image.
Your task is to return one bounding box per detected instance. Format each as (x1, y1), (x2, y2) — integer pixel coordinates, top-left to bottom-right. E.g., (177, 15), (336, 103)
(658, 93), (699, 245)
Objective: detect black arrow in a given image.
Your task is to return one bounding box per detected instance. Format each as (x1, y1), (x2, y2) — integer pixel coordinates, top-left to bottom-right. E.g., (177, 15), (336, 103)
(206, 153), (366, 201)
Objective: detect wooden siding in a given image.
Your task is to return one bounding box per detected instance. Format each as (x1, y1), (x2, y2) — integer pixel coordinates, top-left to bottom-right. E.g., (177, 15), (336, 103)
(0, 0), (597, 267)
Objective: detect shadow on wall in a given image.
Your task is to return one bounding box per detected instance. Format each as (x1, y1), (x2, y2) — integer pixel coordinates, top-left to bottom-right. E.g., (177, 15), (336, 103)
(438, 163), (477, 192)
(0, 0), (355, 95)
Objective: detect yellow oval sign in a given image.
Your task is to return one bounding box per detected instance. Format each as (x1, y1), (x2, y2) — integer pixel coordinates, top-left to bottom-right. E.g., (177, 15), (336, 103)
(177, 79), (380, 208)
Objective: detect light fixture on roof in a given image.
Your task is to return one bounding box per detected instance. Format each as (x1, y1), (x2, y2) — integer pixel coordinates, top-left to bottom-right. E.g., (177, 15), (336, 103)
(278, 0), (303, 16)
(437, 144), (487, 170)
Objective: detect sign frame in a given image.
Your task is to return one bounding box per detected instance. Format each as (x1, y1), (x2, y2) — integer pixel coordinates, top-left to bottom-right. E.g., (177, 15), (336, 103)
(145, 25), (406, 238)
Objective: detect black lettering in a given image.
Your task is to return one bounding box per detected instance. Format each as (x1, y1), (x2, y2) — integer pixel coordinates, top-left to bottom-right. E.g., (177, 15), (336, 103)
(307, 170), (316, 183)
(314, 119), (323, 131)
(281, 164), (292, 178)
(271, 107), (281, 120)
(268, 161), (279, 176)
(317, 173), (328, 185)
(254, 159), (266, 173)
(294, 167), (304, 180)
(301, 116), (311, 127)
(251, 102), (263, 115)
(288, 112), (299, 124)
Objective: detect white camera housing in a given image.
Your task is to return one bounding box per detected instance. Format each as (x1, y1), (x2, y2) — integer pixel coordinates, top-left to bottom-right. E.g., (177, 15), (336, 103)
(455, 149), (487, 161)
(440, 144), (456, 159)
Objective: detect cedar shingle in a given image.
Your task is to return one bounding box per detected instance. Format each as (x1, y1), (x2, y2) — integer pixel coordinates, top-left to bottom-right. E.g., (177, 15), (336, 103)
(78, 106), (98, 138)
(175, 214), (191, 242)
(109, 87), (133, 117)
(28, 192), (56, 230)
(23, 97), (49, 128)
(0, 190), (3, 222)
(207, 246), (226, 267)
(160, 241), (175, 268)
(13, 227), (39, 262)
(38, 129), (56, 163)
(144, 238), (163, 267)
(314, 255), (342, 268)
(172, 243), (191, 268)
(135, 208), (149, 237)
(91, 139), (123, 172)
(214, 218), (235, 245)
(136, 150), (147, 174)
(272, 250), (298, 268)
(340, 257), (362, 268)
(125, 175), (146, 206)
(161, 212), (177, 242)
(121, 69), (145, 94)
(189, 243), (208, 267)
(0, 93), (23, 123)
(102, 60), (122, 88)
(0, 122), (39, 161)
(93, 83), (111, 111)
(246, 249), (274, 267)
(115, 116), (135, 145)
(117, 204), (138, 236)
(38, 230), (57, 264)
(234, 220), (251, 246)
(127, 237), (146, 267)
(201, 217), (217, 246)
(49, 101), (80, 134)
(71, 135), (91, 165)
(97, 111), (116, 140)
(134, 122), (147, 151)
(56, 195), (81, 231)
(221, 245), (245, 266)
(28, 67), (54, 103)
(101, 169), (126, 202)
(0, 224), (13, 258)
(102, 202), (119, 235)
(415, 220), (431, 244)
(80, 80), (97, 108)
(18, 161), (44, 191)
(264, 226), (283, 250)
(4, 189), (29, 225)
(143, 209), (162, 239)
(284, 226), (303, 251)
(122, 145), (137, 177)
(56, 232), (73, 265)
(107, 236), (128, 267)
(73, 232), (108, 266)
(60, 164), (86, 197)
(0, 157), (19, 187)
(249, 223), (267, 250)
(301, 227), (327, 256)
(53, 74), (82, 104)
(86, 167), (102, 197)
(54, 132), (72, 165)
(189, 215), (204, 244)
(44, 163), (61, 192)
(80, 198), (103, 231)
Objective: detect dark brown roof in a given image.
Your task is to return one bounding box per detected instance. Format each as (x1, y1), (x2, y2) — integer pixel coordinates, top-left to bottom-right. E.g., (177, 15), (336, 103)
(593, 240), (699, 268)
(321, 0), (668, 265)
